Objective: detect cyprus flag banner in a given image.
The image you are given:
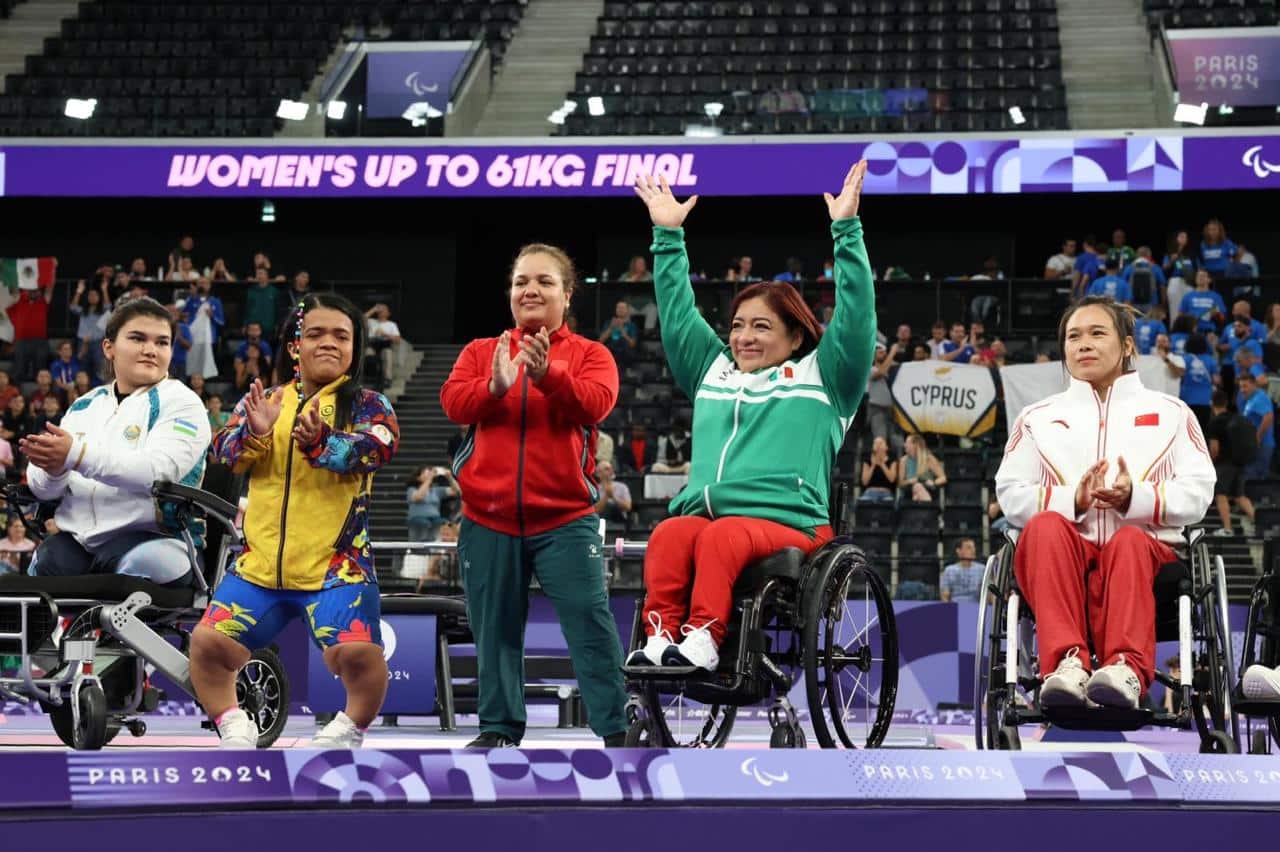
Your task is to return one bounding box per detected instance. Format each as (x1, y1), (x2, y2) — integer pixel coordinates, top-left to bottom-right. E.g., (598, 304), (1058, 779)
(890, 361), (998, 437)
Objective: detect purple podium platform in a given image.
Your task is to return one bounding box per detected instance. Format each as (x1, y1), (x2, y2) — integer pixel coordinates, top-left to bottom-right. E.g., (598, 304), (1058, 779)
(0, 748), (1277, 850)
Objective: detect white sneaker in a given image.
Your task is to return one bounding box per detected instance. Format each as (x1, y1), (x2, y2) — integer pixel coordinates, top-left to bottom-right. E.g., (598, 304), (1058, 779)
(216, 708), (259, 749)
(1242, 664), (1280, 700)
(660, 620), (720, 671)
(1211, 528), (1234, 537)
(1087, 655), (1142, 709)
(1039, 648), (1090, 708)
(310, 711), (366, 749)
(625, 611), (675, 666)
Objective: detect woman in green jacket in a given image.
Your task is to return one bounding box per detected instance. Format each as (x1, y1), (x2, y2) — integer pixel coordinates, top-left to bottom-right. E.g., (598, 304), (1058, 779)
(627, 161), (876, 671)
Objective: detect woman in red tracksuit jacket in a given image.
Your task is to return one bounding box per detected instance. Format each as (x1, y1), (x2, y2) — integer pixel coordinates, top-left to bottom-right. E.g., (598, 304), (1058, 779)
(440, 243), (627, 749)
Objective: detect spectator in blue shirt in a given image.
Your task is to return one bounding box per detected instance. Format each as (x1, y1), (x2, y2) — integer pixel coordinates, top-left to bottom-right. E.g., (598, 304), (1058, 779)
(940, 538), (984, 602)
(167, 303), (193, 378)
(772, 257), (805, 283)
(599, 299), (639, 366)
(1229, 300), (1268, 342)
(1236, 344), (1267, 384)
(49, 340), (82, 397)
(1087, 255), (1131, 303)
(1163, 231), (1197, 321)
(234, 321), (275, 368)
(1134, 305), (1168, 356)
(1179, 269), (1227, 334)
(1122, 247), (1167, 307)
(1237, 372), (1275, 479)
(1180, 333), (1219, 429)
(1223, 317), (1264, 364)
(938, 322), (975, 363)
(1169, 313), (1196, 355)
(1198, 218), (1238, 275)
(1072, 234), (1104, 296)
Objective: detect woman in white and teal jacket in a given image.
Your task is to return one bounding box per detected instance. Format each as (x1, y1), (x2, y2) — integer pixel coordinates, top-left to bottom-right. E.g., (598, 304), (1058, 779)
(627, 162), (876, 671)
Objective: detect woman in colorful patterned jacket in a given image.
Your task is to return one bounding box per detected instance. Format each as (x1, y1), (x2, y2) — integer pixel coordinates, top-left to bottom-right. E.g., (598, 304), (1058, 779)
(190, 293), (399, 749)
(627, 161), (876, 671)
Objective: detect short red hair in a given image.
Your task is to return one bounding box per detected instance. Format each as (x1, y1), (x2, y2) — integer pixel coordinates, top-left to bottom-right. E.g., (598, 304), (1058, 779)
(729, 281), (824, 359)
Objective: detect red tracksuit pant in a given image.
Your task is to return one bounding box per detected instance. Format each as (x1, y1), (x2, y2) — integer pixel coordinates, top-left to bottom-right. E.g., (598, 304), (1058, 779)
(641, 515), (833, 646)
(1014, 511), (1177, 691)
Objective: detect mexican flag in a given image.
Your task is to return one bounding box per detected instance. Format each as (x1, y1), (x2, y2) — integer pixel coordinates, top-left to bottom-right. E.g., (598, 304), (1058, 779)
(0, 257), (57, 291)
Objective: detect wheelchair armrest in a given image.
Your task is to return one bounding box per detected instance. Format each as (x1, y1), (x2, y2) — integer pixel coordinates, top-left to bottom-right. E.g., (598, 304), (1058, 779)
(1186, 527), (1205, 548)
(151, 481), (239, 527)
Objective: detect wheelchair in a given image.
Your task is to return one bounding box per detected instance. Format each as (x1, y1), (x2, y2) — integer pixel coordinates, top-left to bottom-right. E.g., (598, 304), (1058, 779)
(1232, 538), (1280, 755)
(974, 527), (1239, 753)
(0, 474), (290, 750)
(619, 490), (899, 749)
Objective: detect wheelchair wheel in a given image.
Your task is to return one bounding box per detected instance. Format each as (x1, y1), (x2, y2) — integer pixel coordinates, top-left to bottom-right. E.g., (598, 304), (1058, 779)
(1191, 550), (1239, 750)
(803, 543), (898, 749)
(47, 683), (110, 750)
(769, 722), (806, 749)
(235, 647), (289, 749)
(635, 682), (737, 748)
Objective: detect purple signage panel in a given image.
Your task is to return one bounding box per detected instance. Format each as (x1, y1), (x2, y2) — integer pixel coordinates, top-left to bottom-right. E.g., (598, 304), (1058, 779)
(0, 751), (70, 808)
(365, 44), (473, 118)
(1168, 27), (1280, 107)
(0, 133), (1278, 198)
(67, 751), (293, 808)
(306, 614), (436, 714)
(1168, 754), (1280, 803)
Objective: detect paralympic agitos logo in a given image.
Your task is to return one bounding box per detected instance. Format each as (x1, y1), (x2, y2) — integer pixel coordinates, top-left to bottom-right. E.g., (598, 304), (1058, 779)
(1241, 145), (1280, 179)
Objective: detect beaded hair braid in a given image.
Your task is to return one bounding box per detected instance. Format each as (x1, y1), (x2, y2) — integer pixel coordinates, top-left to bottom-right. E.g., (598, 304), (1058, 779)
(293, 300), (306, 402)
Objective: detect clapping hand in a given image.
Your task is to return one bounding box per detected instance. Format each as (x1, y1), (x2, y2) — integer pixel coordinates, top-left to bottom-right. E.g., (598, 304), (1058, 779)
(291, 399), (324, 446)
(517, 326), (552, 382)
(824, 159), (867, 221)
(633, 174), (699, 228)
(1092, 456), (1133, 513)
(1075, 458), (1108, 515)
(19, 424), (74, 473)
(244, 379), (283, 438)
(489, 331), (520, 397)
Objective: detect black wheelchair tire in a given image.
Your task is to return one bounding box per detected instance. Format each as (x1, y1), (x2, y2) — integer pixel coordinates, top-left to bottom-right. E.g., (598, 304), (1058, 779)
(229, 647), (290, 749)
(769, 723), (806, 749)
(622, 718), (653, 748)
(802, 544), (898, 749)
(996, 725), (1022, 751)
(47, 683), (110, 750)
(1200, 730), (1239, 754)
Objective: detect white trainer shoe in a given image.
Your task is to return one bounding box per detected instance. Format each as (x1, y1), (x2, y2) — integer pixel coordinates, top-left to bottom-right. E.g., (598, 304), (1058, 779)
(1039, 647), (1090, 708)
(1086, 654), (1142, 710)
(660, 620), (720, 671)
(1242, 664), (1280, 700)
(625, 611), (675, 666)
(310, 711), (366, 749)
(216, 708), (259, 749)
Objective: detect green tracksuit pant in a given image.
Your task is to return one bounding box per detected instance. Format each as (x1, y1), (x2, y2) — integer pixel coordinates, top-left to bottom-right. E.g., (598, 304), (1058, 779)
(457, 514), (626, 742)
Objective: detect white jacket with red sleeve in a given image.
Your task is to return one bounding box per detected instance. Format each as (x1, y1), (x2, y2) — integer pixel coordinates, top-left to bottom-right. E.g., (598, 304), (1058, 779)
(995, 371), (1215, 548)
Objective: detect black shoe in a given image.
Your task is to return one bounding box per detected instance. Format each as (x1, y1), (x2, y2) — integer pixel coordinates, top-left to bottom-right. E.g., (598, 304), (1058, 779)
(603, 732), (627, 748)
(466, 731), (518, 749)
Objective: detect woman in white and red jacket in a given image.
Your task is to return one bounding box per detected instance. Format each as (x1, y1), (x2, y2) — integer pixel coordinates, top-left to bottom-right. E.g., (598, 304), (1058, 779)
(995, 296), (1214, 710)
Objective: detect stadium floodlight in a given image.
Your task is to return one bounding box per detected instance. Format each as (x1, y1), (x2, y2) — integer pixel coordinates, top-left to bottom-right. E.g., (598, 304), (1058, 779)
(326, 101), (348, 120)
(402, 101), (444, 127)
(703, 101), (724, 119)
(1008, 106), (1026, 125)
(64, 98), (97, 120)
(587, 96), (605, 117)
(1173, 102), (1208, 126)
(276, 99), (309, 121)
(261, 200), (276, 224)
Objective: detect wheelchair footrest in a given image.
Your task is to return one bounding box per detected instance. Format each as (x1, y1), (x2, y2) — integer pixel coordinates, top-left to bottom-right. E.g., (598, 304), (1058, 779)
(1234, 696), (1280, 718)
(622, 664), (709, 681)
(1042, 705), (1156, 732)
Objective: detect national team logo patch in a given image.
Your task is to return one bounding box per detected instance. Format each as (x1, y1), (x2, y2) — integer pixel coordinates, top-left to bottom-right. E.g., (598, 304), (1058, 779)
(321, 404), (335, 418)
(368, 424), (394, 446)
(1135, 413), (1160, 427)
(123, 424), (141, 441)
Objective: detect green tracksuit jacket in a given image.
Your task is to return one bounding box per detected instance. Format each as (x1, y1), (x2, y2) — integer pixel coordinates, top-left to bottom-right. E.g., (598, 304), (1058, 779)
(650, 216), (877, 531)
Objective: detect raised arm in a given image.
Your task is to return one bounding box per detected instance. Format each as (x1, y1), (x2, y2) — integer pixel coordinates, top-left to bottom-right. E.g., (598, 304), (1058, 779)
(299, 390), (399, 475)
(634, 175), (726, 398)
(816, 161), (877, 417)
(213, 381), (280, 473)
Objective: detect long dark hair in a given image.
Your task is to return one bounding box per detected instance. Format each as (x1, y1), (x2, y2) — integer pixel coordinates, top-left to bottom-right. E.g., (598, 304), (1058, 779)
(275, 292), (367, 430)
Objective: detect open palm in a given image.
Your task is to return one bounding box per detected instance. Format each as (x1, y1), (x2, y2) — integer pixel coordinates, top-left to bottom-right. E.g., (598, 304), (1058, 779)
(633, 174), (699, 228)
(824, 159), (868, 221)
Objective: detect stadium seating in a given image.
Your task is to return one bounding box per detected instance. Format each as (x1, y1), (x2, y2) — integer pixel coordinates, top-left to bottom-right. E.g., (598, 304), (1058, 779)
(1144, 0), (1277, 29)
(0, 0), (526, 137)
(559, 0), (1067, 136)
